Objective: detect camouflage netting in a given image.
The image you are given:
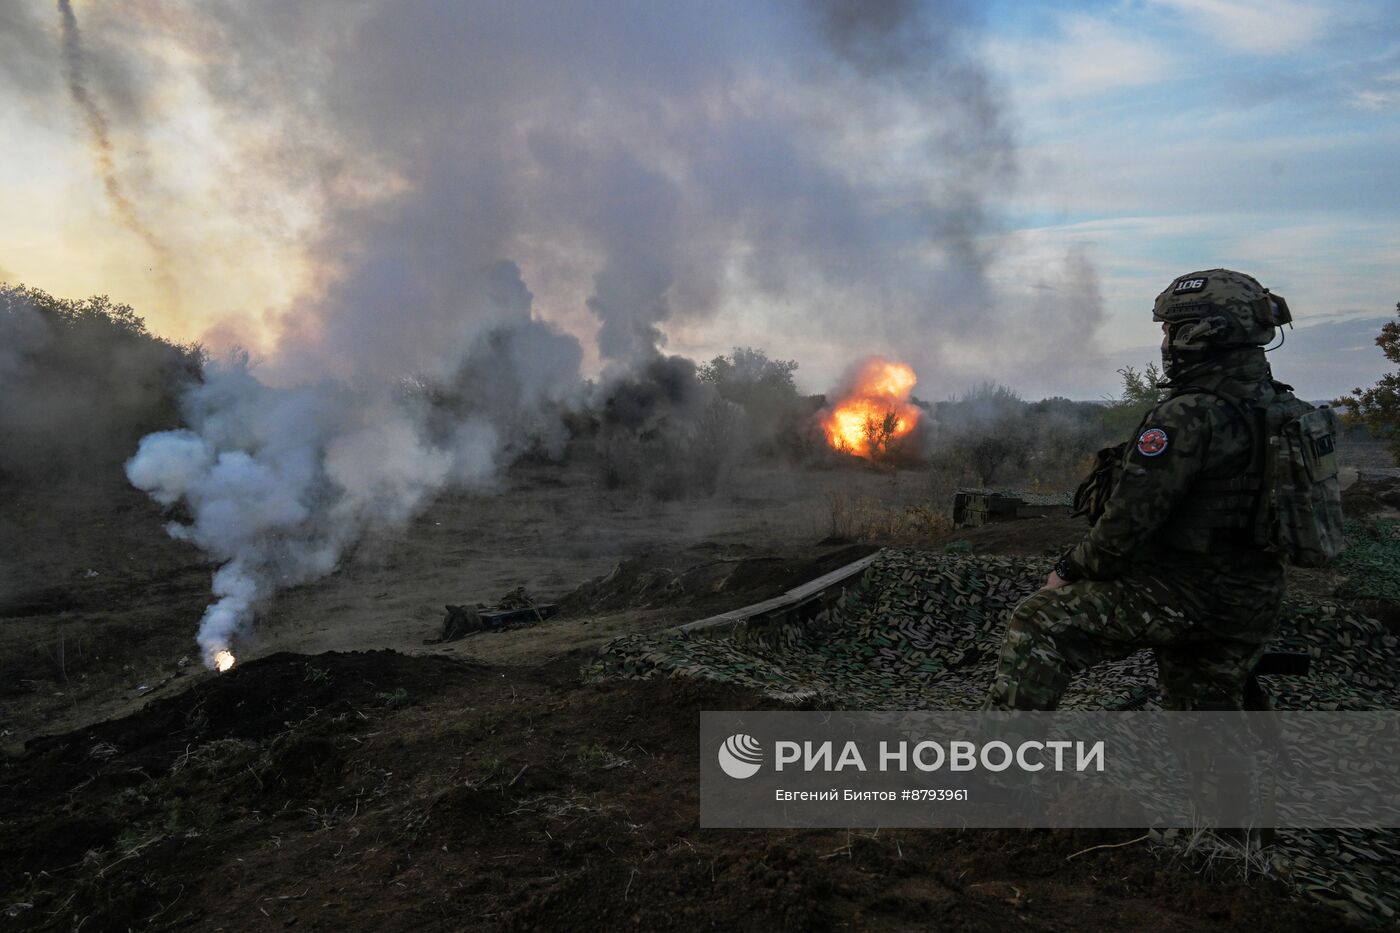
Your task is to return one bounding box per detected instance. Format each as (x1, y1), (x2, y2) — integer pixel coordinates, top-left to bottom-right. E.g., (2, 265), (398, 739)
(955, 488), (1074, 507)
(589, 547), (1400, 926)
(1337, 519), (1400, 602)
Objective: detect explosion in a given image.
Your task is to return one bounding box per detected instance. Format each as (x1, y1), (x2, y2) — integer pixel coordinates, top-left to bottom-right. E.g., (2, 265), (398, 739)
(213, 650), (236, 672)
(821, 358), (921, 458)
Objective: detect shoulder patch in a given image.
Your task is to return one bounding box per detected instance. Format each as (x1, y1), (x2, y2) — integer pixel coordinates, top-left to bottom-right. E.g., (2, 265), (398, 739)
(1136, 427), (1169, 457)
(1172, 277), (1208, 294)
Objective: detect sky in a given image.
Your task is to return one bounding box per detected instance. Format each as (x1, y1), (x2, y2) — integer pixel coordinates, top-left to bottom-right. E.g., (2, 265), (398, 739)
(0, 0), (1396, 401)
(980, 0), (1400, 399)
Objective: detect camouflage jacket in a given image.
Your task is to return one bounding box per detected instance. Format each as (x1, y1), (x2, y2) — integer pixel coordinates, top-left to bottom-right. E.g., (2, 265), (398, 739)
(1064, 348), (1286, 585)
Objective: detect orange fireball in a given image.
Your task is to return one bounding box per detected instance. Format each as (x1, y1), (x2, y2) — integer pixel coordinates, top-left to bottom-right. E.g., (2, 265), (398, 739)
(821, 358), (921, 458)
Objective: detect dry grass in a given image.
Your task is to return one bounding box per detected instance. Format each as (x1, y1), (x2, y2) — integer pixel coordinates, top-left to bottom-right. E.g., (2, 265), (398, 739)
(824, 488), (953, 545)
(1150, 827), (1277, 882)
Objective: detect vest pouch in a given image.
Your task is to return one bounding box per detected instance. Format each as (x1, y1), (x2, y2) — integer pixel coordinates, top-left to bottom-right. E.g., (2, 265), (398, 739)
(1274, 404), (1346, 567)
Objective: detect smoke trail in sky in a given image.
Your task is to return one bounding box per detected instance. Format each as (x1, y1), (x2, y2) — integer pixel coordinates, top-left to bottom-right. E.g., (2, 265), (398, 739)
(55, 0), (178, 307)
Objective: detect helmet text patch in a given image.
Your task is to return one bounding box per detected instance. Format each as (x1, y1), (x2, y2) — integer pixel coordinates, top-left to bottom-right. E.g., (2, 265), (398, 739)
(1172, 277), (1207, 294)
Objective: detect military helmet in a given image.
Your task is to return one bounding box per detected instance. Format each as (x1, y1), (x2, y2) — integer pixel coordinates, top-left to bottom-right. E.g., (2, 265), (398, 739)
(1153, 268), (1292, 351)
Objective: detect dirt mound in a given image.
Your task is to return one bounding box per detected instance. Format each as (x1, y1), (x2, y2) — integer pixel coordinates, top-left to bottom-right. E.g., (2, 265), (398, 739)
(24, 649), (471, 756)
(1342, 474), (1400, 519)
(561, 543), (875, 615)
(1, 648), (1356, 932)
(3, 651), (477, 900)
(941, 514), (1088, 557)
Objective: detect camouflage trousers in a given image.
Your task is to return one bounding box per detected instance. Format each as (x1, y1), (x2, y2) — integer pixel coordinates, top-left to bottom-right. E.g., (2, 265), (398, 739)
(985, 574), (1284, 711)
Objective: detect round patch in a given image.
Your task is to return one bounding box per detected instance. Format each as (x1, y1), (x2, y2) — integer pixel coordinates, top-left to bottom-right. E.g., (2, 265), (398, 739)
(1136, 427), (1169, 457)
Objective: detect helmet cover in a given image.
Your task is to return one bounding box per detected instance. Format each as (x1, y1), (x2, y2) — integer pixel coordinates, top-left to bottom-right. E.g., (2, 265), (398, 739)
(1153, 268), (1291, 351)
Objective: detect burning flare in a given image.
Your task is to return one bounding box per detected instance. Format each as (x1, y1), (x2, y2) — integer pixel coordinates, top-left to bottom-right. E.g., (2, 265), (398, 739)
(213, 650), (236, 673)
(821, 358), (921, 458)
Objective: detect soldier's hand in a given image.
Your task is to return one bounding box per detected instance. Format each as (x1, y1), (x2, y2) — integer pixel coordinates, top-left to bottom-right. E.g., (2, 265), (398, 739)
(1044, 571), (1069, 590)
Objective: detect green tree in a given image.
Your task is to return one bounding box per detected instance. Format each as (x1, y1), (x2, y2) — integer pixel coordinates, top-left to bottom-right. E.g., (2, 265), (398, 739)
(1337, 304), (1400, 464)
(1102, 362), (1167, 437)
(697, 347), (803, 457)
(0, 284), (204, 484)
(697, 347), (799, 403)
(937, 383), (1030, 487)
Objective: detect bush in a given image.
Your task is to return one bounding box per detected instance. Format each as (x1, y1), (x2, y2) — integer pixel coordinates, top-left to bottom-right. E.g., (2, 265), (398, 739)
(596, 396), (743, 500)
(925, 385), (1115, 494)
(1102, 362), (1167, 438)
(0, 284), (203, 485)
(698, 347), (806, 458)
(932, 383), (1032, 487)
(697, 347), (798, 404)
(690, 397), (744, 495)
(1026, 397), (1114, 489)
(1337, 305), (1400, 464)
(599, 430), (642, 489)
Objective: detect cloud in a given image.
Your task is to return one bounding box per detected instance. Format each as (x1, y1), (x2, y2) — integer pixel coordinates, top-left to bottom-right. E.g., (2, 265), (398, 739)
(1355, 70), (1400, 109)
(1148, 0), (1330, 55)
(986, 14), (1169, 104)
(982, 208), (1400, 399)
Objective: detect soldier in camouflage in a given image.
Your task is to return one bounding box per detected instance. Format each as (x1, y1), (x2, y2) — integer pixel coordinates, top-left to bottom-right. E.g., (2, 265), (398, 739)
(986, 269), (1296, 711)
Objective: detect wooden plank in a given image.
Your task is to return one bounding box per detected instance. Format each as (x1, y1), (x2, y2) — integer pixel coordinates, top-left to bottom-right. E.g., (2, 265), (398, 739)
(676, 551), (880, 635)
(478, 604), (559, 628)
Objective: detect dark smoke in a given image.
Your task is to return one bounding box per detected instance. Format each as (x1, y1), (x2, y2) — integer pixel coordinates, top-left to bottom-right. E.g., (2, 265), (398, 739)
(150, 1), (1059, 387)
(0, 2), (1109, 392)
(1, 1), (1115, 663)
(0, 1), (1111, 391)
(55, 0), (177, 307)
(589, 355), (746, 498)
(598, 356), (706, 434)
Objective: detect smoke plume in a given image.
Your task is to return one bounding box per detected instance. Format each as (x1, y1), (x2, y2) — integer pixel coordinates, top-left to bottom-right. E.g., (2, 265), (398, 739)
(0, 1), (1116, 662)
(126, 316), (581, 667)
(8, 0), (1059, 384)
(55, 0), (177, 307)
(127, 362), (459, 665)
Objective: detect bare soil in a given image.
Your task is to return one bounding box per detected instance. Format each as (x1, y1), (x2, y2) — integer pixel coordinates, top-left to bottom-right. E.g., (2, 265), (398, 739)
(1, 650), (1357, 932)
(1, 458), (935, 747)
(0, 456), (1388, 931)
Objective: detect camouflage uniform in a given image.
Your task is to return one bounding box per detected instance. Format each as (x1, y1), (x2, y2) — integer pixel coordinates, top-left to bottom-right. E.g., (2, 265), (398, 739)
(987, 270), (1292, 711)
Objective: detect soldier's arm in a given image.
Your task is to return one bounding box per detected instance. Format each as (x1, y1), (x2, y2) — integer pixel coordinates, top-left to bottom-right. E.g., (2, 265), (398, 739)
(1061, 395), (1212, 580)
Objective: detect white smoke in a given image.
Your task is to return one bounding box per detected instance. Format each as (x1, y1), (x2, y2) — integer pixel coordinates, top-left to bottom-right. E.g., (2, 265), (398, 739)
(39, 0), (1088, 664)
(0, 1), (1069, 390)
(126, 329), (572, 668)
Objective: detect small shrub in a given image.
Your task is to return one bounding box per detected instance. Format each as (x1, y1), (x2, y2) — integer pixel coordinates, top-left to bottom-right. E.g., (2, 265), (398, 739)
(824, 488), (952, 545)
(0, 284), (203, 485)
(1336, 305), (1400, 464)
(377, 687), (410, 709)
(576, 743), (608, 766)
(1102, 362), (1167, 438)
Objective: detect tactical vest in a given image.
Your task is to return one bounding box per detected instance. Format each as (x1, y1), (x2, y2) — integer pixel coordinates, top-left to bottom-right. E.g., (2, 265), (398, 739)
(1153, 382), (1345, 566)
(1265, 390), (1347, 566)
